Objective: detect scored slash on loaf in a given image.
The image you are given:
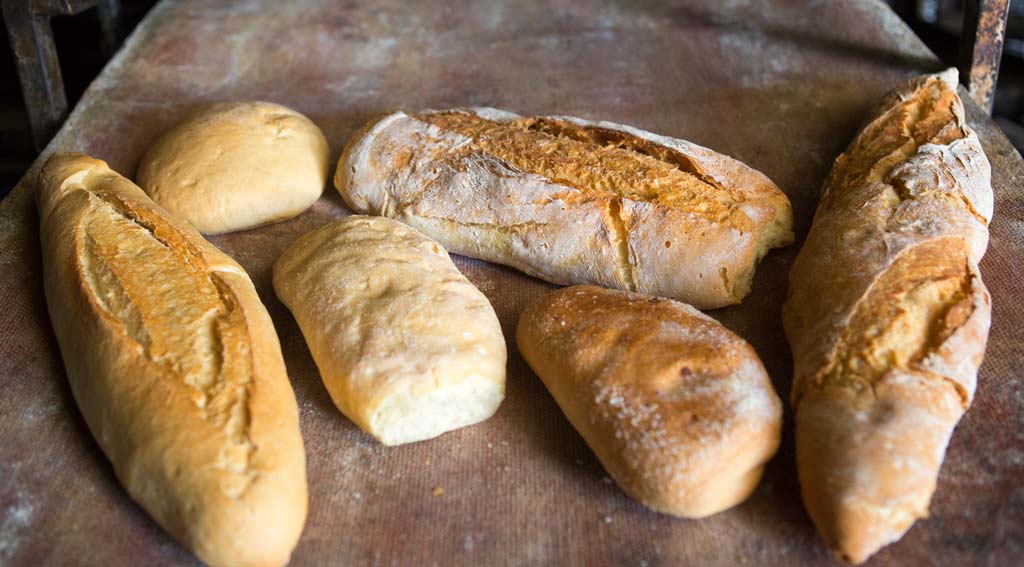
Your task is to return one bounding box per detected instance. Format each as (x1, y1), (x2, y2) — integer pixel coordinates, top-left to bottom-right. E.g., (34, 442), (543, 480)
(36, 154), (308, 567)
(337, 107), (794, 309)
(782, 69), (994, 563)
(517, 285), (783, 518)
(274, 215), (507, 446)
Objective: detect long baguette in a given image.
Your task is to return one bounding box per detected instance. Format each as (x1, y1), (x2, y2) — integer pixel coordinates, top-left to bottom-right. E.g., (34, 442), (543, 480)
(337, 108), (793, 309)
(782, 69), (993, 563)
(37, 154), (307, 567)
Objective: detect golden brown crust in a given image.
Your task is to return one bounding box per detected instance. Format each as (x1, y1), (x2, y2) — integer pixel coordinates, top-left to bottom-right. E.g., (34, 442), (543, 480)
(37, 154), (307, 567)
(517, 285), (782, 518)
(782, 70), (993, 563)
(337, 108), (793, 309)
(415, 112), (756, 228)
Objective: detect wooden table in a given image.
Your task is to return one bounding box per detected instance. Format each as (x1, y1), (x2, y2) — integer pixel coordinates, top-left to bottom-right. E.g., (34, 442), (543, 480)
(1, 1), (1022, 565)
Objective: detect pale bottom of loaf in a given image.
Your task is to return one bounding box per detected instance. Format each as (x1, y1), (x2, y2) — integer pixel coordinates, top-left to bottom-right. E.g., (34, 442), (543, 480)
(690, 464), (765, 519)
(359, 374), (504, 446)
(796, 372), (963, 563)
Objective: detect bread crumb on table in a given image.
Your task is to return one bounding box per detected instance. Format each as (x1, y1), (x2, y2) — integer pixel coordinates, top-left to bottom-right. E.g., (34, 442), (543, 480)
(432, 486), (445, 496)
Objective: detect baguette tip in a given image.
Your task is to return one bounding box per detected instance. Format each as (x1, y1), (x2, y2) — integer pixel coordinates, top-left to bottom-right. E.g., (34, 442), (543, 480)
(936, 67), (960, 90)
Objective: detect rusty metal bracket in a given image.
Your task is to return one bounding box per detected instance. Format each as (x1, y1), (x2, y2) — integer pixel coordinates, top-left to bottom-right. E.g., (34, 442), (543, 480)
(1, 0), (110, 151)
(959, 0), (1011, 114)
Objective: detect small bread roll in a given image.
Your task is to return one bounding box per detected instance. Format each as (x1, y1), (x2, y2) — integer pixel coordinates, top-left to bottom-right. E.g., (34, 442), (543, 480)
(274, 215), (506, 445)
(517, 285), (782, 518)
(137, 101), (329, 234)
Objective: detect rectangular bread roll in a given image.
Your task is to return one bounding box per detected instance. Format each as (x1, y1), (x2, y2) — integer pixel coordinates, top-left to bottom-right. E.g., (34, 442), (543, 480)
(782, 70), (993, 563)
(273, 215), (506, 446)
(36, 154), (307, 567)
(517, 285), (782, 518)
(337, 108), (794, 309)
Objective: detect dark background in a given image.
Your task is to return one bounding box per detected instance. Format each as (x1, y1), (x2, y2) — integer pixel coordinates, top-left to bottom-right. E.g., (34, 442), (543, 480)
(2, 0), (1023, 197)
(0, 1), (157, 194)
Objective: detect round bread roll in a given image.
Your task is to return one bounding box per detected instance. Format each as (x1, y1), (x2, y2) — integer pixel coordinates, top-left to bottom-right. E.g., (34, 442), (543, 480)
(137, 101), (329, 234)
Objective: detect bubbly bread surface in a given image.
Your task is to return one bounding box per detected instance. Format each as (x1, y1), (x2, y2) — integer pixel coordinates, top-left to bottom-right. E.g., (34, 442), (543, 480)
(517, 285), (782, 518)
(37, 154), (308, 567)
(273, 215), (506, 446)
(337, 107), (793, 309)
(782, 69), (993, 563)
(137, 101), (329, 234)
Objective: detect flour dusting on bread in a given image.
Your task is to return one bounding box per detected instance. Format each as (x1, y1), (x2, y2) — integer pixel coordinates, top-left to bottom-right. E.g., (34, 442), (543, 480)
(518, 285), (782, 518)
(338, 107), (794, 309)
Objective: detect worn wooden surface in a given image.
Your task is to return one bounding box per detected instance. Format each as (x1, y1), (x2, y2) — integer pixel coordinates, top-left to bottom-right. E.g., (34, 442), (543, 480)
(1, 1), (1022, 565)
(959, 0), (1011, 113)
(0, 0), (113, 150)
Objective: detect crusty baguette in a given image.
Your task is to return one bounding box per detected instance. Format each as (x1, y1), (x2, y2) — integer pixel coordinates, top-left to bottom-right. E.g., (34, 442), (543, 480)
(517, 285), (782, 518)
(337, 108), (794, 309)
(782, 69), (993, 563)
(37, 154), (307, 567)
(273, 215), (506, 446)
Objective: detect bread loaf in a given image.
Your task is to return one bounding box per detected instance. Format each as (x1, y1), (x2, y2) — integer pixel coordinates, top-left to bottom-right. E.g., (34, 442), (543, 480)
(137, 101), (329, 234)
(37, 154), (307, 567)
(517, 285), (782, 518)
(782, 70), (993, 563)
(337, 108), (794, 309)
(273, 215), (506, 446)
